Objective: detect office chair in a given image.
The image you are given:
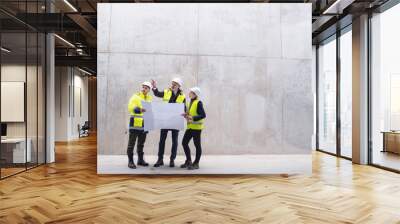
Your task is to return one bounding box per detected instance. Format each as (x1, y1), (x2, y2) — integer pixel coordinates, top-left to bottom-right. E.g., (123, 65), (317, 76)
(79, 121), (90, 138)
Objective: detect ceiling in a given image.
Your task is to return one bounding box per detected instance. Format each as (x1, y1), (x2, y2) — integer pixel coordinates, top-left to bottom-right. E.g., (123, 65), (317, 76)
(0, 0), (392, 75)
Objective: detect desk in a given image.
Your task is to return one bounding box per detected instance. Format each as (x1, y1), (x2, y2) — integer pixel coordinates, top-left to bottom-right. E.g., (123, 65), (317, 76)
(382, 131), (400, 154)
(1, 138), (31, 163)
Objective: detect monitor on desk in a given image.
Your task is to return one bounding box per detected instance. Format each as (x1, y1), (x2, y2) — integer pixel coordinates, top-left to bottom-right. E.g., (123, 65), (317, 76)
(1, 123), (7, 138)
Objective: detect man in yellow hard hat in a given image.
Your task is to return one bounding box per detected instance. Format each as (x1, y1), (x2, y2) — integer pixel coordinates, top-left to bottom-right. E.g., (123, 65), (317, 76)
(151, 77), (186, 168)
(126, 81), (153, 169)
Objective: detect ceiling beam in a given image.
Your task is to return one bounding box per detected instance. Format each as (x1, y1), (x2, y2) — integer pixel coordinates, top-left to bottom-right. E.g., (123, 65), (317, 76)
(55, 55), (96, 71)
(67, 13), (97, 40)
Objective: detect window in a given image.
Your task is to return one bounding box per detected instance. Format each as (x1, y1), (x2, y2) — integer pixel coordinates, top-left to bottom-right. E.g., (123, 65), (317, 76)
(318, 36), (337, 154)
(370, 3), (400, 171)
(340, 28), (352, 158)
(317, 26), (353, 159)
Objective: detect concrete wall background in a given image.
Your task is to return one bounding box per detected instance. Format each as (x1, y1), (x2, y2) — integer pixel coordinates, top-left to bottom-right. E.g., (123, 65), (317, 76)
(97, 3), (313, 155)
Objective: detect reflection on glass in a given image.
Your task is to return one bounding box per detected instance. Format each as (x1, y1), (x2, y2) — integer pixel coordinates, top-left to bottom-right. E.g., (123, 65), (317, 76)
(1, 31), (28, 177)
(38, 33), (46, 165)
(0, 1), (47, 179)
(27, 31), (38, 169)
(318, 37), (337, 154)
(26, 0), (43, 170)
(340, 29), (352, 158)
(371, 4), (400, 171)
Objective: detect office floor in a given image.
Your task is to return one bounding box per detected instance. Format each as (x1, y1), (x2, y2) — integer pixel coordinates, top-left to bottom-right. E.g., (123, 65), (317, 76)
(0, 167), (25, 177)
(1, 163), (46, 179)
(373, 150), (400, 171)
(1, 135), (400, 223)
(98, 154), (311, 174)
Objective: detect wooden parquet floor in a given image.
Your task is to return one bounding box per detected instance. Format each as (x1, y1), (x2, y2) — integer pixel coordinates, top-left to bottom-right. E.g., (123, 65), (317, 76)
(1, 134), (400, 224)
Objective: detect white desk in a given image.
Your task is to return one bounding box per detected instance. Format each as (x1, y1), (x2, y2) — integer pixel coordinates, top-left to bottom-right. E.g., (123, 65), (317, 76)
(1, 138), (31, 163)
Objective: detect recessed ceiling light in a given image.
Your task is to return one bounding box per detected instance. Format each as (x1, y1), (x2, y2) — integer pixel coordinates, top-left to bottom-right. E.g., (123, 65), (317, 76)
(78, 67), (93, 76)
(1, 47), (11, 53)
(54, 34), (75, 48)
(63, 0), (78, 12)
(322, 0), (351, 15)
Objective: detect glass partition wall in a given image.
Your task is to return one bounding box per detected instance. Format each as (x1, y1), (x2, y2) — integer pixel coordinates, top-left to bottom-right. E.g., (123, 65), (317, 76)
(0, 2), (46, 179)
(0, 30), (27, 177)
(316, 26), (353, 159)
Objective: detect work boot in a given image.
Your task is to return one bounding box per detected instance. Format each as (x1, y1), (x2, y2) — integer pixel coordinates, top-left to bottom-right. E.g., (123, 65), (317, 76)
(137, 153), (149, 166)
(180, 160), (192, 169)
(154, 159), (164, 167)
(188, 163), (199, 170)
(128, 161), (136, 169)
(169, 160), (175, 168)
(137, 158), (149, 166)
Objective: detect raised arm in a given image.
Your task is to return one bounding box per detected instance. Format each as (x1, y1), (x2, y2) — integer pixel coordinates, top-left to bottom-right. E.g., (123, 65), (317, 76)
(151, 79), (164, 98)
(152, 87), (164, 98)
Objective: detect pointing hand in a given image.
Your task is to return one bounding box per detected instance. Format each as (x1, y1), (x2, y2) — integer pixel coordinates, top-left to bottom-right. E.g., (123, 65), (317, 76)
(151, 79), (157, 89)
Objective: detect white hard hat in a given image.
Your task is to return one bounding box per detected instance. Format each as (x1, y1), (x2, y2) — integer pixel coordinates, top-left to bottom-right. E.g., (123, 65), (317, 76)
(190, 87), (201, 97)
(142, 81), (152, 89)
(171, 77), (183, 87)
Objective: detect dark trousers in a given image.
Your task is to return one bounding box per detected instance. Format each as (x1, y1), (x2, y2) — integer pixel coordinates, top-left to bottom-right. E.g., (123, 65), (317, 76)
(127, 129), (147, 162)
(157, 129), (179, 161)
(182, 129), (202, 164)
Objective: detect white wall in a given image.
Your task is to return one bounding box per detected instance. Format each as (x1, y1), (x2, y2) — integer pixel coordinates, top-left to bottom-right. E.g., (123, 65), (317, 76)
(1, 65), (42, 137)
(55, 67), (89, 141)
(72, 72), (89, 138)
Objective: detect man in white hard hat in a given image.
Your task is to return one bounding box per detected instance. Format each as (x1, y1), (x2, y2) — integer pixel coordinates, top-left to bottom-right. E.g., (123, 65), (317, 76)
(126, 81), (153, 169)
(181, 87), (206, 170)
(151, 77), (186, 168)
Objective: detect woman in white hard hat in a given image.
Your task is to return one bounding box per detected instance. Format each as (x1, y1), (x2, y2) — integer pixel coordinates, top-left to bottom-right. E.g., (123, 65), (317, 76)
(151, 77), (186, 168)
(126, 81), (153, 169)
(181, 87), (206, 170)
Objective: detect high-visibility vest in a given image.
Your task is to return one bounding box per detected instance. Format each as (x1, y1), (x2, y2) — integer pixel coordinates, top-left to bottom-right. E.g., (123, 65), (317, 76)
(163, 89), (185, 103)
(128, 92), (152, 130)
(187, 100), (204, 130)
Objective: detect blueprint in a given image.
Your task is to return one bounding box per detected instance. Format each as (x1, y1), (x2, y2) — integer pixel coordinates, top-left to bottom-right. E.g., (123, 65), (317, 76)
(142, 102), (185, 131)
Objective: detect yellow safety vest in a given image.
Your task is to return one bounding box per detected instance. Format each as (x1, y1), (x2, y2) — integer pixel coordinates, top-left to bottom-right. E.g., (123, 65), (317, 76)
(128, 92), (152, 130)
(187, 100), (204, 130)
(163, 89), (185, 103)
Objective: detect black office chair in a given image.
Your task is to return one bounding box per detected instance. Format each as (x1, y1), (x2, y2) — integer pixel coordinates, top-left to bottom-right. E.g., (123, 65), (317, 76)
(79, 121), (90, 138)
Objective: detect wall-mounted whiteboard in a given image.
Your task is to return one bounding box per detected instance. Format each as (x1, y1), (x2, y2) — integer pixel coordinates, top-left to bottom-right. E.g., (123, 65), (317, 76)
(1, 82), (25, 122)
